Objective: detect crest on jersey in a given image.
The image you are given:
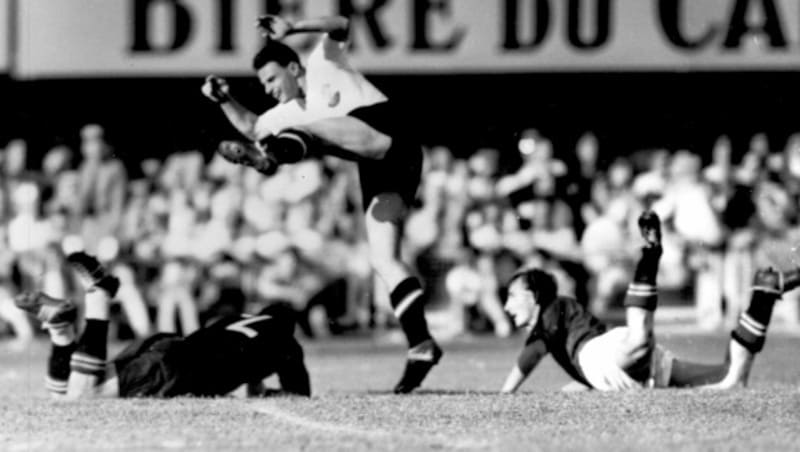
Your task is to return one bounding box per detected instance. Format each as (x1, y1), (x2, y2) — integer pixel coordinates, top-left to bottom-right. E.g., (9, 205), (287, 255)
(328, 91), (341, 108)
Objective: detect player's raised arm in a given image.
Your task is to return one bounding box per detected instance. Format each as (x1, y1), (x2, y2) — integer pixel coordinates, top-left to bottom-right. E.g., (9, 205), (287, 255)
(201, 75), (260, 141)
(501, 339), (547, 393)
(257, 15), (350, 42)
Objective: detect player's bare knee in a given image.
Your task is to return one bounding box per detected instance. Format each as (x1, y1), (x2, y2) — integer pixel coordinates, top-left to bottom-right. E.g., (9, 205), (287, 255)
(368, 254), (398, 280)
(360, 130), (391, 159)
(367, 193), (408, 223)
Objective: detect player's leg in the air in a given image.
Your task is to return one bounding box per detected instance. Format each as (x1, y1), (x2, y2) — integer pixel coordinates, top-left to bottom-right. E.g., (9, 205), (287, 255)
(279, 116), (392, 160)
(672, 265), (799, 389)
(14, 291), (79, 398)
(213, 115), (384, 177)
(15, 251), (121, 399)
(576, 210), (664, 390)
(252, 102), (397, 169)
(617, 210), (663, 374)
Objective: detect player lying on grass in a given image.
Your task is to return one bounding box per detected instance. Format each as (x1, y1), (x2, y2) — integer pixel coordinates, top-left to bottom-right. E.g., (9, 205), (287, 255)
(201, 14), (441, 394)
(502, 210), (800, 392)
(15, 252), (310, 399)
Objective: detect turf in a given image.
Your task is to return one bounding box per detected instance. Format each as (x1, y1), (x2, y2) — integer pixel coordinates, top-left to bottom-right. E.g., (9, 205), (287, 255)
(1, 331), (799, 451)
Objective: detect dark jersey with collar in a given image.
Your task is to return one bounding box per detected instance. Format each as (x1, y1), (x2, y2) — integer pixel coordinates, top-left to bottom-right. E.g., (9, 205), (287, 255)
(115, 309), (307, 398)
(524, 296), (608, 386)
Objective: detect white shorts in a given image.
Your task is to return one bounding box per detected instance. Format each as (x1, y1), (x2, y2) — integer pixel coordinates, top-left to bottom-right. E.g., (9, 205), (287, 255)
(577, 326), (674, 391)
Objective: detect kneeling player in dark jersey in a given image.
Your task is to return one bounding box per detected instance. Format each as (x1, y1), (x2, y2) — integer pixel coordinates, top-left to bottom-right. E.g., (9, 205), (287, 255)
(502, 210), (800, 392)
(15, 252), (310, 399)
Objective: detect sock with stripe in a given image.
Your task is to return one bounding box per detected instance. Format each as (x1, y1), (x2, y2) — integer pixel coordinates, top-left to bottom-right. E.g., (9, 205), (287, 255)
(47, 342), (77, 396)
(624, 246), (662, 311)
(732, 288), (779, 353)
(70, 319), (108, 378)
(261, 129), (312, 164)
(389, 277), (432, 348)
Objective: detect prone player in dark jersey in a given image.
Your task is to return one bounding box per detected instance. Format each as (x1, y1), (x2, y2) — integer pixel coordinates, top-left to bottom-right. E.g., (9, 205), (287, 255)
(15, 252), (310, 399)
(502, 210), (800, 392)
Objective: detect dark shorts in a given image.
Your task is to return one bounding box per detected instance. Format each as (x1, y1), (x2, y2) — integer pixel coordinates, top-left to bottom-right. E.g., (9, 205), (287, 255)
(347, 101), (422, 207)
(114, 333), (186, 398)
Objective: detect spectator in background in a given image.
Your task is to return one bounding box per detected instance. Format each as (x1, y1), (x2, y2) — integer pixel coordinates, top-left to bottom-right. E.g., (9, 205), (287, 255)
(654, 150), (724, 330)
(528, 199), (588, 305)
(580, 196), (638, 315)
(1, 140), (47, 349)
(156, 188), (200, 335)
(76, 124), (127, 254)
(706, 136), (756, 329)
(496, 129), (568, 206)
(631, 148), (669, 209)
(3, 139), (29, 184)
(0, 231), (33, 350)
(783, 133), (800, 196)
(564, 132), (600, 237)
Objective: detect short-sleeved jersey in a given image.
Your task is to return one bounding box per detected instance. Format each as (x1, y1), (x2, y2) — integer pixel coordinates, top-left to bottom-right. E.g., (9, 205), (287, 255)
(115, 312), (302, 398)
(524, 296), (608, 386)
(254, 34), (387, 138)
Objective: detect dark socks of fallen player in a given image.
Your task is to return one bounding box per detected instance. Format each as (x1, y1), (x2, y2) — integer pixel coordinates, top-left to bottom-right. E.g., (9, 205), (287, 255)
(389, 277), (432, 348)
(260, 129), (312, 164)
(732, 289), (779, 353)
(624, 246), (662, 311)
(70, 319), (108, 378)
(47, 342), (77, 396)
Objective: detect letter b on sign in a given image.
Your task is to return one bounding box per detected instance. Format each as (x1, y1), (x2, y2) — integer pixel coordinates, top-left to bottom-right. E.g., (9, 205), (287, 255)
(131, 0), (193, 53)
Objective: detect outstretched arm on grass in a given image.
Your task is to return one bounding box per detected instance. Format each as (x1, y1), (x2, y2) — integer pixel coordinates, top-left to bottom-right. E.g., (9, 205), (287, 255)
(502, 339), (547, 393)
(276, 339), (312, 397)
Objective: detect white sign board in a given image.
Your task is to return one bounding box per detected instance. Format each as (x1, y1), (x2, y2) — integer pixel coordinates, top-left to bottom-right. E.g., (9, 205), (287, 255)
(0, 0), (9, 72)
(13, 0), (800, 78)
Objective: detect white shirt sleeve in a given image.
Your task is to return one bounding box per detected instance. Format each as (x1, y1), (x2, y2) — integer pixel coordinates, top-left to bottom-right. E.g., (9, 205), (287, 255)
(254, 101), (306, 140)
(305, 34), (387, 115)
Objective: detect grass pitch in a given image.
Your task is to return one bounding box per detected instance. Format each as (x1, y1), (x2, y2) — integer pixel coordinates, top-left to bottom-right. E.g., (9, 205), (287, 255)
(2, 331), (799, 451)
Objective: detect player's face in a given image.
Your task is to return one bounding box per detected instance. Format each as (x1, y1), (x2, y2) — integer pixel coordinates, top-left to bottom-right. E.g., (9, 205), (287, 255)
(504, 278), (540, 329)
(257, 62), (301, 104)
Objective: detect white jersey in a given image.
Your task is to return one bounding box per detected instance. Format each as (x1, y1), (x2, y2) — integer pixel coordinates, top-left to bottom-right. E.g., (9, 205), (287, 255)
(254, 35), (387, 138)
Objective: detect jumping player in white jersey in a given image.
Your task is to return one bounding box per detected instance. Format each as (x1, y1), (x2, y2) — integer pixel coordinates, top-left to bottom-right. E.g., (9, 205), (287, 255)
(502, 210), (800, 392)
(201, 15), (442, 394)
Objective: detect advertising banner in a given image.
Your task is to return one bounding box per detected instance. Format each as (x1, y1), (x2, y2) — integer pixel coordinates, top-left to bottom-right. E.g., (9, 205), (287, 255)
(13, 0), (800, 78)
(0, 0), (9, 73)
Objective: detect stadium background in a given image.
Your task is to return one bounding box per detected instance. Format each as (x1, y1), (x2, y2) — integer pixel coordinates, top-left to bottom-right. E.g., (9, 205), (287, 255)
(2, 0), (800, 170)
(4, 4), (800, 450)
(3, 0), (800, 341)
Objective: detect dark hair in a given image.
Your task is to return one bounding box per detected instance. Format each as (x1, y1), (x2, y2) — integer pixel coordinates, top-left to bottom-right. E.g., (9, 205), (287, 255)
(508, 268), (558, 307)
(252, 40), (301, 70)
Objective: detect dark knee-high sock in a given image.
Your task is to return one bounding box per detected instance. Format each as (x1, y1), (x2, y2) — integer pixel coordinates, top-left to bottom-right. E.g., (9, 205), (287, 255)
(624, 246), (662, 311)
(47, 342), (77, 396)
(732, 288), (780, 353)
(70, 319), (108, 378)
(390, 277), (432, 348)
(262, 129), (312, 164)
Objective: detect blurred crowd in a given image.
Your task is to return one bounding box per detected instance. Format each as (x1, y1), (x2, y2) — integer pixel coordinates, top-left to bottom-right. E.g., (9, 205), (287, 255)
(1, 124), (800, 350)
